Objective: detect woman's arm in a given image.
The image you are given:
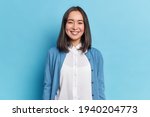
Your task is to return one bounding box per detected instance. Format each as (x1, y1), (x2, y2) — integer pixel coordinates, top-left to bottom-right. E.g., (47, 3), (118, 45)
(43, 51), (52, 100)
(97, 50), (105, 100)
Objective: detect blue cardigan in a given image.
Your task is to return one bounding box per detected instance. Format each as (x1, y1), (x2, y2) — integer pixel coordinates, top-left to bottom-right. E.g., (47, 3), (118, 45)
(43, 47), (105, 100)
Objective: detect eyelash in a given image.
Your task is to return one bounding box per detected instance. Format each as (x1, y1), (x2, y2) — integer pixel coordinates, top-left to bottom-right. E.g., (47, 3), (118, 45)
(67, 22), (83, 24)
(78, 22), (83, 24)
(67, 21), (73, 24)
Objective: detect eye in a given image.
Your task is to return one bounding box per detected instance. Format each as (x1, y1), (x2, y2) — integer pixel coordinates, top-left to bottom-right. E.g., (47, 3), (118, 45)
(67, 20), (73, 24)
(78, 21), (83, 24)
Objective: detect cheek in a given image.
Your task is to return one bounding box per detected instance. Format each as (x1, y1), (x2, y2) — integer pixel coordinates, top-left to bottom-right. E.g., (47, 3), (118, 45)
(65, 24), (72, 30)
(65, 26), (70, 36)
(80, 25), (85, 33)
(80, 24), (84, 30)
(65, 25), (69, 33)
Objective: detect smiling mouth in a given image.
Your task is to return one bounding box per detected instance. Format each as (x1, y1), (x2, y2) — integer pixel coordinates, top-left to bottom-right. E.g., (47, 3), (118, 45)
(71, 31), (79, 35)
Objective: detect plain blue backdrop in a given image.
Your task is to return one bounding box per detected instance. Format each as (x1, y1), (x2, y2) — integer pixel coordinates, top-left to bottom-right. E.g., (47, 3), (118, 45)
(0, 0), (150, 100)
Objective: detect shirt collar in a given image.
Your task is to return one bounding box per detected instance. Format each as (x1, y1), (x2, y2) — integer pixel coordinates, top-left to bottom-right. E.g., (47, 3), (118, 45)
(68, 43), (88, 54)
(69, 43), (81, 50)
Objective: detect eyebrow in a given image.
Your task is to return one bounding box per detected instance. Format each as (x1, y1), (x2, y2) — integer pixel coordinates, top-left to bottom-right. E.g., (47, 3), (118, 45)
(67, 19), (84, 22)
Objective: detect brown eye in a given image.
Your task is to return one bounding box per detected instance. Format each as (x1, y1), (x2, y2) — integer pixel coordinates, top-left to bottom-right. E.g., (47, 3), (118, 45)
(78, 21), (84, 24)
(78, 22), (83, 24)
(67, 20), (73, 24)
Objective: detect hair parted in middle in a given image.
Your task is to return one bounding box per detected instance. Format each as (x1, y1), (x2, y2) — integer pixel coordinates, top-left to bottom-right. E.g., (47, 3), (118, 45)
(57, 6), (92, 53)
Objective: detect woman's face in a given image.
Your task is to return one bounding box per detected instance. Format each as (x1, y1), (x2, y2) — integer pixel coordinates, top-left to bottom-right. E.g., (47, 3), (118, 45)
(65, 11), (84, 46)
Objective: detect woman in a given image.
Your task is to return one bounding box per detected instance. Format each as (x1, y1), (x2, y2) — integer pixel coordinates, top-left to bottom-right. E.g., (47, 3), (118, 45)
(43, 6), (105, 100)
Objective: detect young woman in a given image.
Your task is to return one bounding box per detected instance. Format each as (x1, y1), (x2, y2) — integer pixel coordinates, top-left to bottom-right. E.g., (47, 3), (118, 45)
(43, 6), (105, 100)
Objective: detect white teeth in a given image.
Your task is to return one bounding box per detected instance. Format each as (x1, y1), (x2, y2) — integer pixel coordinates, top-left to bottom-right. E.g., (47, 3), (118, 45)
(71, 31), (79, 35)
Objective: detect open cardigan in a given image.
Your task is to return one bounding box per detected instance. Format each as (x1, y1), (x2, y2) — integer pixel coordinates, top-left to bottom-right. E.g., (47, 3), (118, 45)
(43, 47), (105, 100)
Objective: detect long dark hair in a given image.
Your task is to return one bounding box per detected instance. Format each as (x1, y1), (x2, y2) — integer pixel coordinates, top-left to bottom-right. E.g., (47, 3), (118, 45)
(57, 6), (92, 53)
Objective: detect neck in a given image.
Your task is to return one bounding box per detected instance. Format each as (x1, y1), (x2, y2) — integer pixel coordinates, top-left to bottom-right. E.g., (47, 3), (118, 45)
(71, 40), (81, 47)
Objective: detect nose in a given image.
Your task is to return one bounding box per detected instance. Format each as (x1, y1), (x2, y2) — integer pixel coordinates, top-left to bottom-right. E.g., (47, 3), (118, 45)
(72, 22), (78, 30)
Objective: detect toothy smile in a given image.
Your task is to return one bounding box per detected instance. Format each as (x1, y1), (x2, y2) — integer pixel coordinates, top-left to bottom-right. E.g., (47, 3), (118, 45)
(71, 31), (79, 35)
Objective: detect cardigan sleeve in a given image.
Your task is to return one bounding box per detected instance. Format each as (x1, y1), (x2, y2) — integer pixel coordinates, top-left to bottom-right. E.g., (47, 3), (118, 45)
(97, 50), (105, 100)
(43, 51), (52, 100)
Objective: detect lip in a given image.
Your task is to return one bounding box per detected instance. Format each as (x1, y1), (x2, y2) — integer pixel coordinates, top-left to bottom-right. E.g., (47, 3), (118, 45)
(70, 31), (80, 35)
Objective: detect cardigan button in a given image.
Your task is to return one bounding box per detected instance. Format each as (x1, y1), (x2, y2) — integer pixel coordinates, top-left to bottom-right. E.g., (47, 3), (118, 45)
(91, 69), (93, 71)
(92, 94), (94, 97)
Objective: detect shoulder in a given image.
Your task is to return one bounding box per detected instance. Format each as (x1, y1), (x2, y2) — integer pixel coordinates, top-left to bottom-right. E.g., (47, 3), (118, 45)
(89, 47), (104, 65)
(89, 47), (103, 57)
(48, 47), (59, 53)
(48, 47), (60, 55)
(46, 47), (61, 59)
(88, 47), (103, 63)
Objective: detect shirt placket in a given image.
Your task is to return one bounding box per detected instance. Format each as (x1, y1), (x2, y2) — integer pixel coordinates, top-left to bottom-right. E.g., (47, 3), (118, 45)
(73, 50), (78, 100)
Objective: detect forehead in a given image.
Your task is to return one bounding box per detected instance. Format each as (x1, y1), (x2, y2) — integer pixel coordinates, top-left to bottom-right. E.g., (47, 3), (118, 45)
(67, 11), (83, 21)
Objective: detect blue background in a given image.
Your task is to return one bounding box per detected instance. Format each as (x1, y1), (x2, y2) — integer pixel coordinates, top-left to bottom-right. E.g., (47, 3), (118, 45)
(0, 0), (150, 100)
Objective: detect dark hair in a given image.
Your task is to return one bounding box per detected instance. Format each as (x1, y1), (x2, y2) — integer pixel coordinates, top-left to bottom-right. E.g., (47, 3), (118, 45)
(57, 6), (92, 53)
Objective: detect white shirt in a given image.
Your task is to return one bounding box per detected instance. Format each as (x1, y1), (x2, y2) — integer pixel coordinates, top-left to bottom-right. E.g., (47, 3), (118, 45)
(55, 43), (92, 100)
